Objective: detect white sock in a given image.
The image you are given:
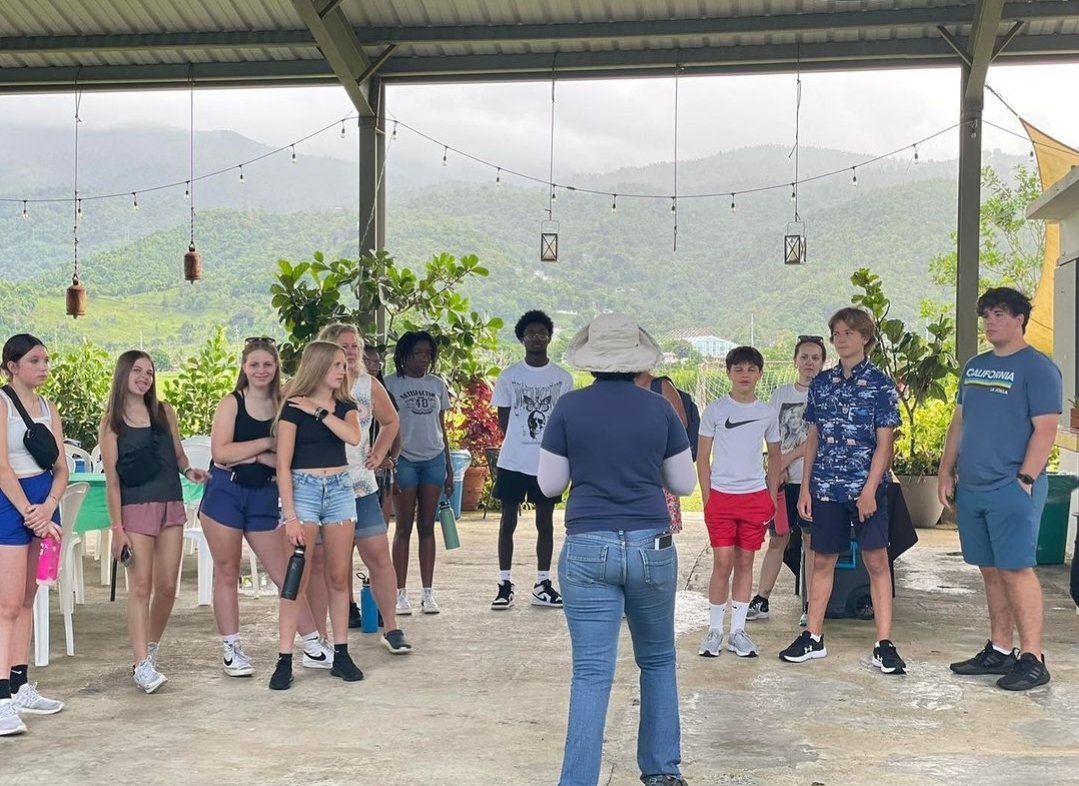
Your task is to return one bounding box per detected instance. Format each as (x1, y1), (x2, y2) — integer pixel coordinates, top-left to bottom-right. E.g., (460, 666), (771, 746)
(731, 601), (749, 632)
(536, 571), (550, 585)
(810, 632), (822, 642)
(499, 570), (512, 582)
(992, 643), (1012, 655)
(709, 603), (727, 631)
(300, 632), (320, 653)
(397, 588), (408, 598)
(421, 587), (433, 598)
(223, 633), (239, 646)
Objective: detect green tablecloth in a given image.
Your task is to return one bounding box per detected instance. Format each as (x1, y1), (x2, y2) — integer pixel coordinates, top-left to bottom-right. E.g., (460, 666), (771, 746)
(69, 472), (205, 534)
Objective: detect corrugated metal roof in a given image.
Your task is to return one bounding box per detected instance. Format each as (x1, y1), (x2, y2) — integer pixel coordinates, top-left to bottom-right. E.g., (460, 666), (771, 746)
(0, 0), (1077, 91)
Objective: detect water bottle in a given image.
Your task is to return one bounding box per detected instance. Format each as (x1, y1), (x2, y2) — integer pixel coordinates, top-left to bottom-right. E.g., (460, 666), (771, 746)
(359, 573), (379, 634)
(37, 535), (61, 587)
(280, 546), (306, 600)
(438, 498), (461, 550)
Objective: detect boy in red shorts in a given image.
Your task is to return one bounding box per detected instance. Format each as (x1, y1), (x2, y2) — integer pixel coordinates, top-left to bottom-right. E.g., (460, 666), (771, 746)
(697, 346), (781, 658)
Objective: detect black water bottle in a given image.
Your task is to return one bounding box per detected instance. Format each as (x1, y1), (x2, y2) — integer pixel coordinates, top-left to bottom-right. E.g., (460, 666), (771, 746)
(281, 546), (306, 600)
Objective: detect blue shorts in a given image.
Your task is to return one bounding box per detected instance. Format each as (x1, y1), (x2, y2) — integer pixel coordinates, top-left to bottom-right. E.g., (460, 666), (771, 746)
(956, 477), (1047, 569)
(291, 471), (356, 526)
(809, 485), (889, 554)
(199, 466), (280, 533)
(396, 454), (448, 490)
(0, 472), (60, 546)
(354, 491), (387, 539)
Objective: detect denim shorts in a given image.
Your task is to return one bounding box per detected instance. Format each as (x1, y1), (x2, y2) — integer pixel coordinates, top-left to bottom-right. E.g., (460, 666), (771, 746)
(956, 477), (1048, 569)
(354, 491), (387, 539)
(0, 472), (60, 546)
(200, 466), (280, 533)
(396, 454), (448, 490)
(291, 471), (356, 525)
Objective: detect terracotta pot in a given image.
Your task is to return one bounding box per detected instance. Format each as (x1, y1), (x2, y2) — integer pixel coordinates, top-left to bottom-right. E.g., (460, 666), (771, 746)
(1071, 407), (1079, 431)
(461, 465), (489, 511)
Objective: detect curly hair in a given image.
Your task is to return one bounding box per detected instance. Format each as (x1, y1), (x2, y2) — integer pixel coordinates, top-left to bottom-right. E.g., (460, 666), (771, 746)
(514, 310), (554, 341)
(393, 330), (438, 376)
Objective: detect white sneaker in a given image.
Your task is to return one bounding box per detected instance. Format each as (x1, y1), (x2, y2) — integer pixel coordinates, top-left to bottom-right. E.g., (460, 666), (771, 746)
(301, 637), (334, 670)
(727, 628), (760, 658)
(147, 641), (160, 668)
(133, 659), (167, 694)
(396, 589), (413, 616)
(420, 591), (440, 614)
(698, 628), (723, 658)
(223, 640), (254, 677)
(0, 699), (27, 736)
(12, 683), (63, 715)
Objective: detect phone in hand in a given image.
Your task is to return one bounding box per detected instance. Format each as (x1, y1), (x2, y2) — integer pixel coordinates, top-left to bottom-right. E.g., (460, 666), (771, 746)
(120, 544), (133, 566)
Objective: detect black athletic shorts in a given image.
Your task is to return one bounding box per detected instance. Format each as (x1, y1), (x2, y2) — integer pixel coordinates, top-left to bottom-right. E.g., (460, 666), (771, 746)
(493, 468), (562, 506)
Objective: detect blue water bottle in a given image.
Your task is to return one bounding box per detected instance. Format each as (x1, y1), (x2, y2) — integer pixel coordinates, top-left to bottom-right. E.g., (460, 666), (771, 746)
(359, 572), (379, 634)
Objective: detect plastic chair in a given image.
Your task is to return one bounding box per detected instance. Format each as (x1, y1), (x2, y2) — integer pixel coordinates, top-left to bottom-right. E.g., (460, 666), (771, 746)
(89, 444), (102, 472)
(64, 443), (94, 473)
(181, 435), (212, 473)
(179, 501), (213, 606)
(482, 447), (500, 520)
(32, 482), (89, 666)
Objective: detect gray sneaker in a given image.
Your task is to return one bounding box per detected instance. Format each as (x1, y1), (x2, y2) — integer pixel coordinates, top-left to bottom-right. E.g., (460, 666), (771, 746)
(0, 699), (26, 736)
(133, 658), (167, 694)
(698, 628), (723, 658)
(381, 629), (413, 655)
(147, 641), (160, 668)
(728, 629), (760, 658)
(12, 682), (64, 715)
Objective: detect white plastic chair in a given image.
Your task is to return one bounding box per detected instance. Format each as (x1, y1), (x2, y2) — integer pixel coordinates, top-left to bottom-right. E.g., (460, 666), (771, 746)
(89, 444), (102, 472)
(178, 435), (213, 605)
(64, 443), (94, 473)
(32, 482), (89, 666)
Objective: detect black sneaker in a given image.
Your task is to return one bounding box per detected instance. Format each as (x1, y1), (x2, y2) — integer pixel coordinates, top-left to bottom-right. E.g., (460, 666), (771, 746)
(996, 652), (1050, 691)
(269, 657), (293, 691)
(779, 631), (827, 663)
(746, 594), (770, 621)
(641, 775), (688, 786)
(949, 640), (1018, 675)
(491, 580), (515, 610)
(331, 652), (365, 682)
(348, 601), (362, 629)
(381, 629), (413, 655)
(872, 640), (907, 674)
(531, 579), (563, 607)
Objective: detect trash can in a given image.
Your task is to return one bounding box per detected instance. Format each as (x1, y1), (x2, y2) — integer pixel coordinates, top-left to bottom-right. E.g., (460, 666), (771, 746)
(1036, 473), (1079, 566)
(448, 450), (472, 518)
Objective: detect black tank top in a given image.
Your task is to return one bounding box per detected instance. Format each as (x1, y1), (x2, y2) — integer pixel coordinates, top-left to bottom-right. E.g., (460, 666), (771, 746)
(117, 424), (183, 505)
(232, 391), (273, 443)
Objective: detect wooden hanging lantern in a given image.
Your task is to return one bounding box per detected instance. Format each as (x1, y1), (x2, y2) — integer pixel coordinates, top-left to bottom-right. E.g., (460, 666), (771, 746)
(184, 243), (203, 283)
(66, 274), (87, 318)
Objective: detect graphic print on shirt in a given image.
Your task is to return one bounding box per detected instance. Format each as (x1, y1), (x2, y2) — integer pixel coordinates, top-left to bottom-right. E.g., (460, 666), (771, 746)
(777, 402), (807, 452)
(395, 388), (438, 416)
(513, 381), (561, 441)
(963, 367), (1015, 395)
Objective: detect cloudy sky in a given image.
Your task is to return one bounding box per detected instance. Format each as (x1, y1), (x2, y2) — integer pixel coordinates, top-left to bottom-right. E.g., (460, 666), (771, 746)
(3, 62), (1077, 187)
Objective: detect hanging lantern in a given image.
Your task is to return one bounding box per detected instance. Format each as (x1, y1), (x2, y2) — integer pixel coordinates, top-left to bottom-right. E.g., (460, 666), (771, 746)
(540, 219), (559, 263)
(784, 221), (807, 266)
(184, 243), (203, 282)
(66, 274), (87, 318)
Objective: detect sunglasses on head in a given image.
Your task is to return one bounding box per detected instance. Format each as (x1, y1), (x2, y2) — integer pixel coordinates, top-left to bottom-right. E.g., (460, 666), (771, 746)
(797, 335), (824, 344)
(244, 336), (277, 346)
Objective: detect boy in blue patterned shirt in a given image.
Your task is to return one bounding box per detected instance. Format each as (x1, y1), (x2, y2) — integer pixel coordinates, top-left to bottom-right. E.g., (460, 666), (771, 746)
(779, 307), (905, 673)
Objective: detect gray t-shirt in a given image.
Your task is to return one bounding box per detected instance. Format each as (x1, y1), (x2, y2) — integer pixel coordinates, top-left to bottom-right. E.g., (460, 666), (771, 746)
(383, 373), (451, 462)
(956, 346), (1062, 491)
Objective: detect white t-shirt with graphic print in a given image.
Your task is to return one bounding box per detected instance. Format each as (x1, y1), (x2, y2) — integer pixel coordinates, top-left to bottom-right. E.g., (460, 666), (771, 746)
(493, 360), (574, 474)
(770, 383), (810, 484)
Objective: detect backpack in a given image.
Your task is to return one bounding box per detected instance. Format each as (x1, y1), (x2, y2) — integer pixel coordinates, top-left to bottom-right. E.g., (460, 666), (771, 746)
(649, 377), (701, 460)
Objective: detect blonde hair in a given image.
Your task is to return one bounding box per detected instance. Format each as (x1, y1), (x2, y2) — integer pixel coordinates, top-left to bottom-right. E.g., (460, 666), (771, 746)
(828, 307), (878, 354)
(276, 340), (355, 425)
(317, 323), (367, 377)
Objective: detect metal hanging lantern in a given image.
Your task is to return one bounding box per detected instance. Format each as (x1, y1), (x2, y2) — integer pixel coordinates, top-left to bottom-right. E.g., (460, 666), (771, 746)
(540, 220), (559, 263)
(184, 243), (203, 282)
(65, 274), (86, 318)
(784, 221), (807, 265)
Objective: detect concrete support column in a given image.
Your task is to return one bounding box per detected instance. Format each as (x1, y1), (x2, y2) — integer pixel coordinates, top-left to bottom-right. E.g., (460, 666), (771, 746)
(956, 65), (983, 365)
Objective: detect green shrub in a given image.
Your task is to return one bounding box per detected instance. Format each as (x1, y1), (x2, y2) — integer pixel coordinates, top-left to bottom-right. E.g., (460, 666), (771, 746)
(162, 326), (238, 437)
(41, 341), (112, 450)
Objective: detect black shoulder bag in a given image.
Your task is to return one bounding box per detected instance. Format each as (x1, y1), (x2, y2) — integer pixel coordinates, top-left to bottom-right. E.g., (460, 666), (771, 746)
(2, 385), (60, 471)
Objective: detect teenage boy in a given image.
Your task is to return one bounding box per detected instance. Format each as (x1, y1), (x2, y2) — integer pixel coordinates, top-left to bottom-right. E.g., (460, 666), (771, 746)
(698, 346), (781, 658)
(779, 307), (904, 673)
(748, 336), (827, 625)
(490, 310), (574, 609)
(938, 287), (1061, 690)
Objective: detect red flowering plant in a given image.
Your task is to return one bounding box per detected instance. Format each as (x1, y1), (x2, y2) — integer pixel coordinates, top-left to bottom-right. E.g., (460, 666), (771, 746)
(446, 377), (502, 462)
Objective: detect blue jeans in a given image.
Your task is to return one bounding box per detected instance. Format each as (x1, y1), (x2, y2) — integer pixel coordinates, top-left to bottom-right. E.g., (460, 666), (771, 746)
(557, 527), (681, 786)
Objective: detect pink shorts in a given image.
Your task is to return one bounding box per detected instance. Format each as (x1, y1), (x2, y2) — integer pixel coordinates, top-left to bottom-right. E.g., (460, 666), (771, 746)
(704, 489), (776, 550)
(121, 501), (187, 537)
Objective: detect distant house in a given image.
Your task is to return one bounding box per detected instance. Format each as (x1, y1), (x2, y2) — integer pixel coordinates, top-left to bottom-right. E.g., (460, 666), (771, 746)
(684, 335), (738, 359)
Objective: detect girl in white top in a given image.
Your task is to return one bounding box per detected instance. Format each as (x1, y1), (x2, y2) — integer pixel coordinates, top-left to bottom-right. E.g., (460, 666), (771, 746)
(748, 336), (826, 625)
(0, 334), (68, 735)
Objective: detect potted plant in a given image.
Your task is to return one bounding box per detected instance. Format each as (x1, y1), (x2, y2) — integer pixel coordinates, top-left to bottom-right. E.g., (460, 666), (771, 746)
(447, 377), (502, 511)
(851, 268), (958, 528)
(1070, 397), (1079, 431)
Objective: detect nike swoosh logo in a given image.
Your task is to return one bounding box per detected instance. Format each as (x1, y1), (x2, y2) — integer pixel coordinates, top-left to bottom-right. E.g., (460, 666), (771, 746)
(724, 417), (760, 429)
(305, 651), (327, 661)
(224, 658), (233, 666)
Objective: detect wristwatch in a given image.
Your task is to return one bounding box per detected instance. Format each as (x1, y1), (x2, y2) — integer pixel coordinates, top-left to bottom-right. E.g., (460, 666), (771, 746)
(313, 407), (327, 422)
(1017, 472), (1035, 486)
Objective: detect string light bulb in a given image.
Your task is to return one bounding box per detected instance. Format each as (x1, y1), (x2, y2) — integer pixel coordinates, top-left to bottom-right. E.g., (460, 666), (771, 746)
(551, 187), (557, 202)
(290, 145), (297, 163)
(21, 200), (28, 220)
(913, 145), (920, 164)
(132, 192), (139, 211)
(730, 194), (736, 212)
(442, 146), (448, 166)
(340, 121), (346, 139)
(239, 166), (245, 185)
(495, 168), (501, 186)
(1029, 147), (1035, 160)
(611, 194), (617, 212)
(77, 199), (82, 217)
(391, 121), (398, 141)
(671, 197), (677, 213)
(790, 184), (796, 201)
(184, 181), (190, 199)
(851, 168), (858, 187)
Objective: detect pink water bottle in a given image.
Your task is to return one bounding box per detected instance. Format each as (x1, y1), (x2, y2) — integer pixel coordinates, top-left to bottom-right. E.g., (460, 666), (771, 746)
(36, 536), (61, 587)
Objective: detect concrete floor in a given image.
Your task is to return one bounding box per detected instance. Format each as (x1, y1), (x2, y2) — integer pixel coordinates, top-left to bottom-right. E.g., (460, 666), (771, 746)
(7, 513), (1079, 786)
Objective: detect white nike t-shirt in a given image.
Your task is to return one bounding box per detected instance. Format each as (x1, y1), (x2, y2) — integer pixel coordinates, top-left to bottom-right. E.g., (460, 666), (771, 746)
(699, 395), (781, 493)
